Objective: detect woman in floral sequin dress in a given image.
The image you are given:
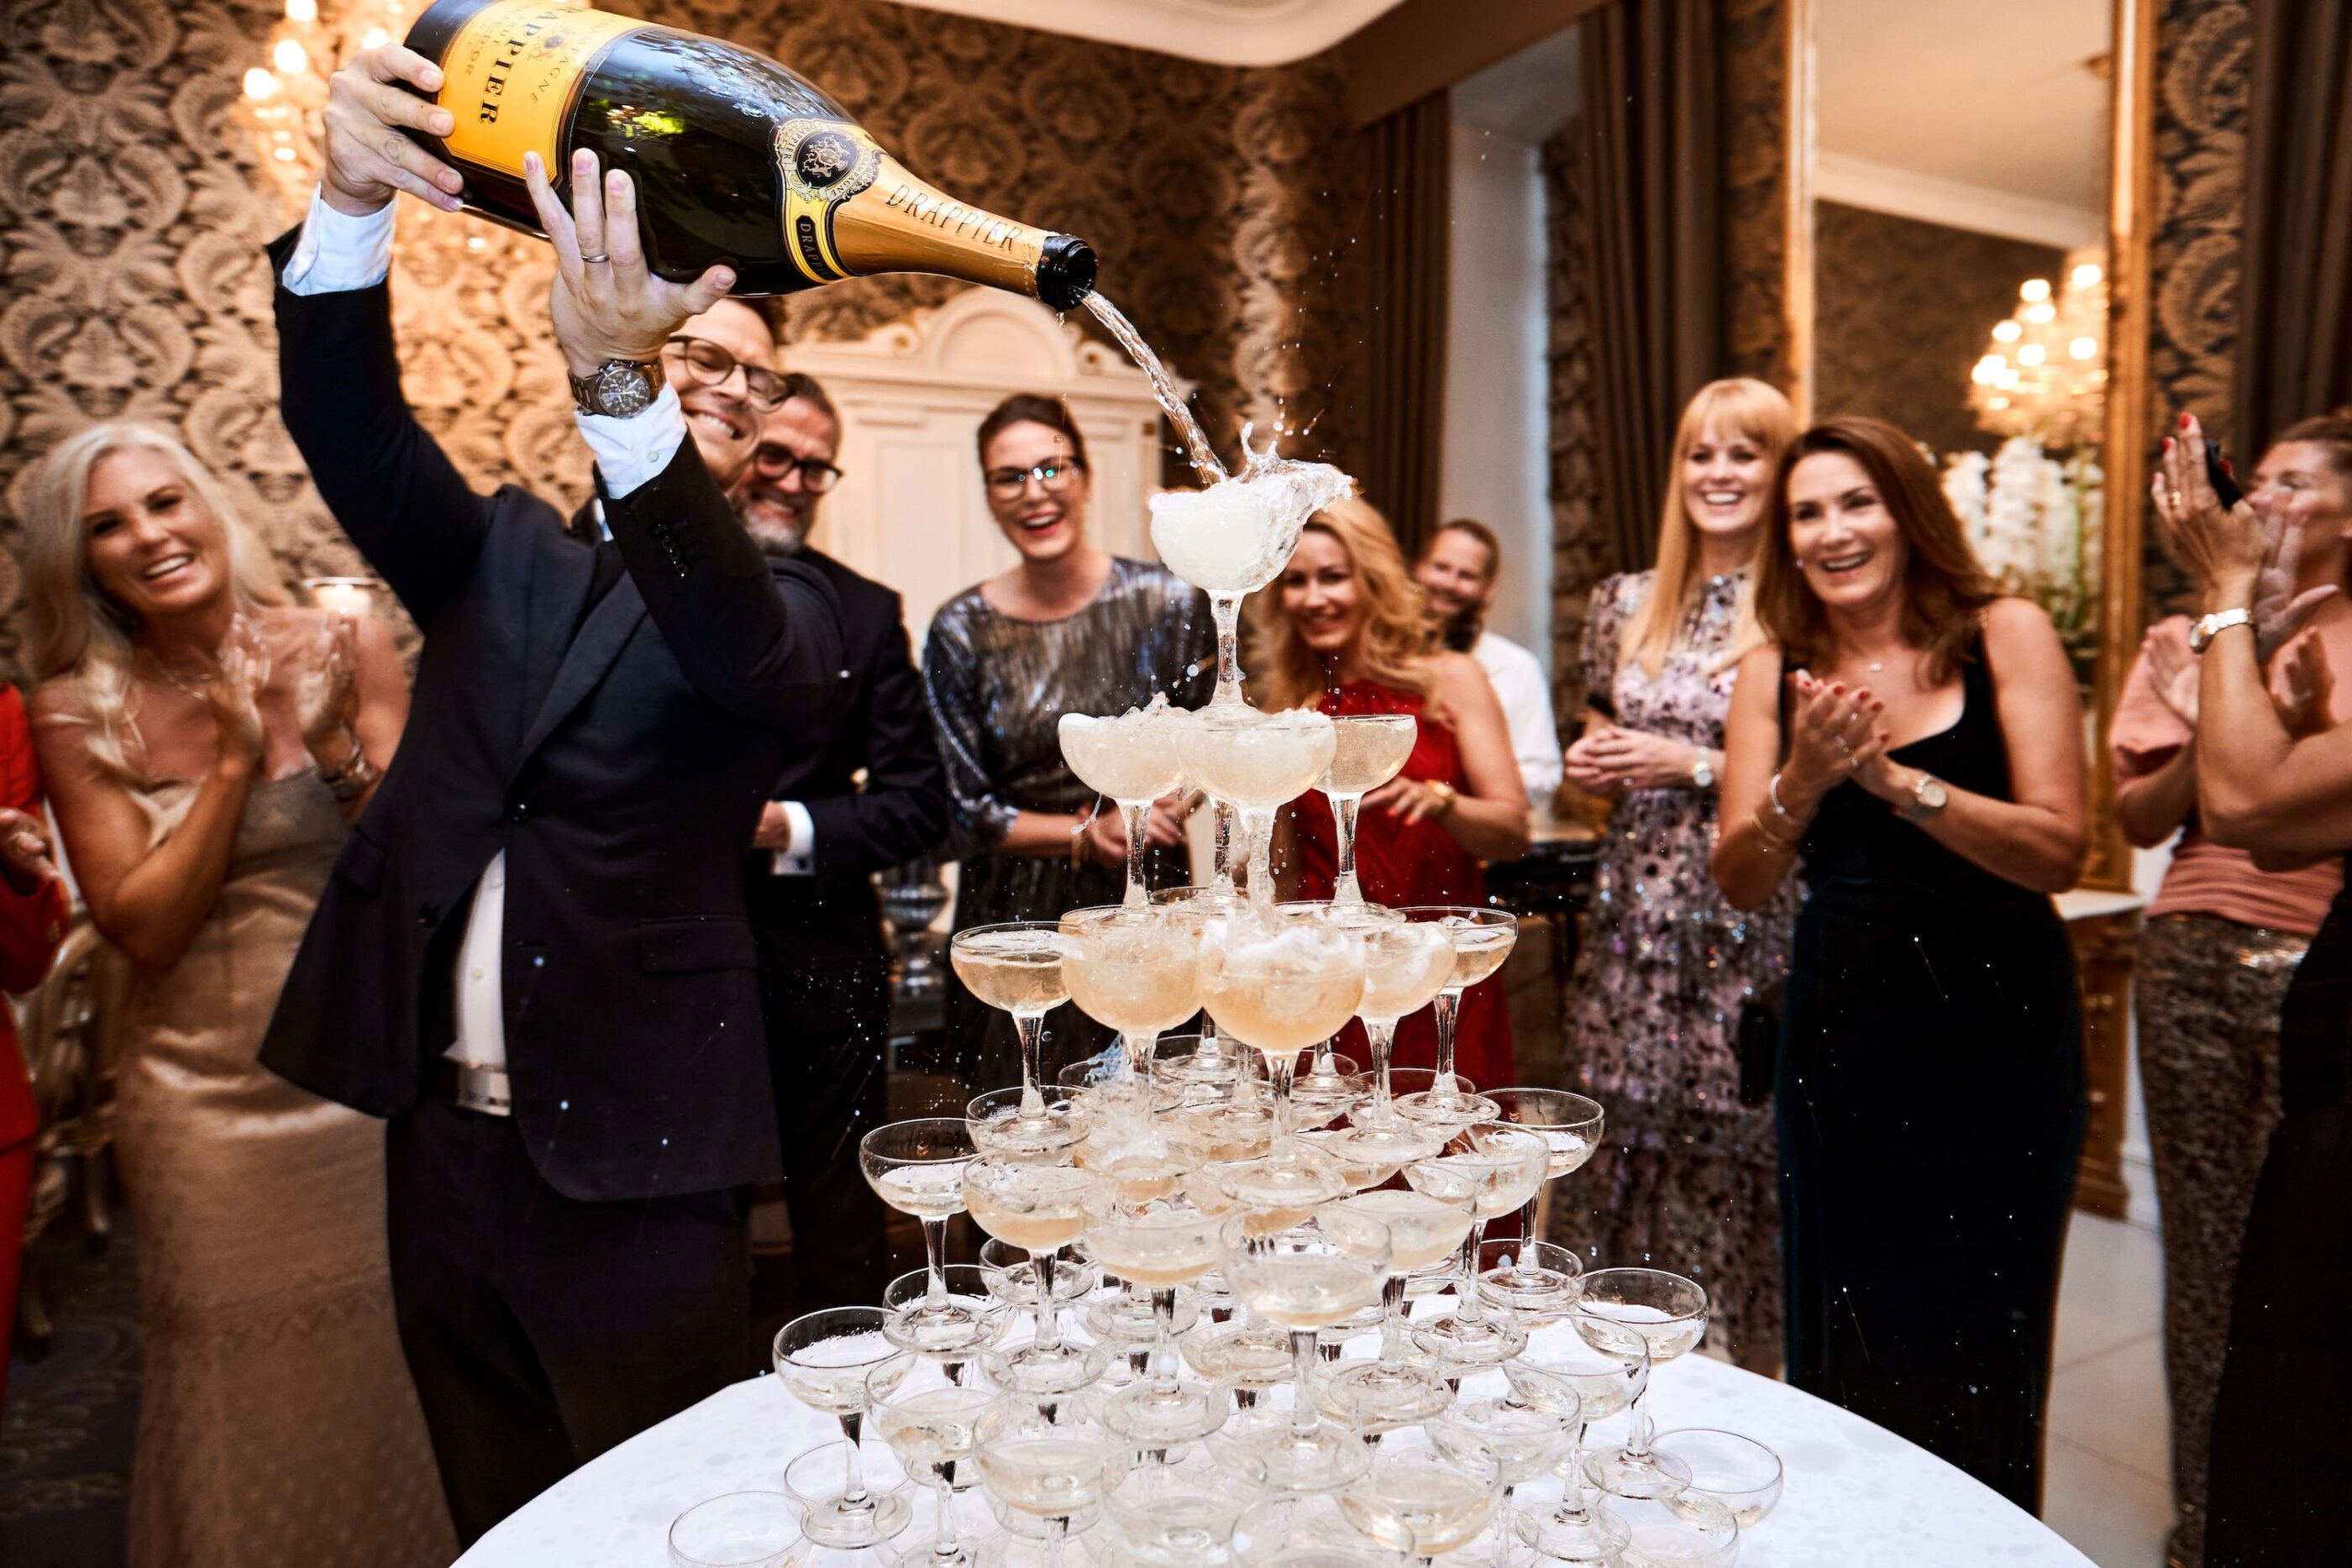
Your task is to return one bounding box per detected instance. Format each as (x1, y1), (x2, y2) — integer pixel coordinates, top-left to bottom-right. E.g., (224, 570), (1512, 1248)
(1551, 379), (1798, 1369)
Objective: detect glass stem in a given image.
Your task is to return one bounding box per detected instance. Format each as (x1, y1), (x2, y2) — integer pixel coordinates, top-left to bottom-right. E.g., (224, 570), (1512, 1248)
(1242, 806), (1276, 906)
(1366, 1020), (1397, 1114)
(1268, 1048), (1295, 1157)
(1210, 797), (1236, 902)
(1431, 989), (1462, 1097)
(1331, 793), (1362, 905)
(1623, 1391), (1655, 1461)
(932, 1471), (958, 1557)
(1453, 1219), (1488, 1325)
(1517, 1193), (1540, 1256)
(1032, 1247), (1061, 1350)
(1016, 1012), (1047, 1115)
(837, 1411), (869, 1506)
(1289, 1328), (1319, 1437)
(1211, 597), (1244, 702)
(1554, 1424), (1593, 1523)
(1121, 800), (1151, 908)
(1377, 1272), (1410, 1370)
(1151, 1287), (1180, 1392)
(921, 1215), (951, 1310)
(1124, 1030), (1162, 1102)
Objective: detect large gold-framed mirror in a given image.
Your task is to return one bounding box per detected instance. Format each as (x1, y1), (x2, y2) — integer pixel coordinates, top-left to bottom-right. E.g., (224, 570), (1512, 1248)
(1783, 0), (2156, 895)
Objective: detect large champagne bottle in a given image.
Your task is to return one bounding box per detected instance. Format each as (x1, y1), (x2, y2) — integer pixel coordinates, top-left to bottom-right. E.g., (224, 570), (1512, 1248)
(403, 0), (1096, 307)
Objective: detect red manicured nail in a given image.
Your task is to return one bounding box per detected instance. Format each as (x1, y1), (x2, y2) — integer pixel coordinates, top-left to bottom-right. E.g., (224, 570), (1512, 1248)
(2181, 412), (2192, 429)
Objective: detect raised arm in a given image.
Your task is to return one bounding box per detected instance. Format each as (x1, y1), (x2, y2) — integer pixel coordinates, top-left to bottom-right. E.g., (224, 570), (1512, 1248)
(274, 43), (499, 627)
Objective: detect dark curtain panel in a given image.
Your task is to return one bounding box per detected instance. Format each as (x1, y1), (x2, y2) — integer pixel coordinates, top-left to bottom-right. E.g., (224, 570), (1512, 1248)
(1576, 0), (1720, 573)
(1362, 91), (1452, 558)
(2235, 0), (2352, 459)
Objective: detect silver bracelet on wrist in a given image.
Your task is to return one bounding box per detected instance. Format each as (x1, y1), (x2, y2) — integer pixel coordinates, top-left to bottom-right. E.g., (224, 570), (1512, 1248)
(1768, 771), (1798, 821)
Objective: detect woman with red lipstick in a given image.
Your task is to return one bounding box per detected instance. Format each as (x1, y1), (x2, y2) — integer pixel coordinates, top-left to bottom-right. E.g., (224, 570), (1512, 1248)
(1714, 416), (2087, 1513)
(1256, 497), (1529, 1088)
(925, 394), (1214, 1087)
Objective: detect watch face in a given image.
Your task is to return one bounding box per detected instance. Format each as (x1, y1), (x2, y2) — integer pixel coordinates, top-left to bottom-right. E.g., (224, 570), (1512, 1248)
(596, 363), (656, 418)
(1919, 779), (1949, 809)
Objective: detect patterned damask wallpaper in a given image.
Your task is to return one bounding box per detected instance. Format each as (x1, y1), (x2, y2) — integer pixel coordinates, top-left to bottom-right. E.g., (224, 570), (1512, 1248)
(1541, 121), (1605, 728)
(1718, 0), (1791, 390)
(1813, 202), (2066, 459)
(0, 0), (1361, 679)
(2145, 0), (2249, 616)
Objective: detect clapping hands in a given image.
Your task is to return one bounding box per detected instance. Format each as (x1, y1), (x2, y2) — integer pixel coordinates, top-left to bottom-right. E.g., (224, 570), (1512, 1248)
(1782, 673), (1888, 805)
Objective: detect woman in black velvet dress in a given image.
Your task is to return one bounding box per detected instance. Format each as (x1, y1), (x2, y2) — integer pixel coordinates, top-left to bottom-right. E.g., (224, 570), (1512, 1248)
(2154, 411), (2352, 1566)
(1714, 417), (2089, 1512)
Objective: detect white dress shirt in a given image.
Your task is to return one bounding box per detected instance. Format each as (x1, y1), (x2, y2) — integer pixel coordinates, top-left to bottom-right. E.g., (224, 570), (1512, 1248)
(1472, 630), (1564, 808)
(285, 186), (706, 1069)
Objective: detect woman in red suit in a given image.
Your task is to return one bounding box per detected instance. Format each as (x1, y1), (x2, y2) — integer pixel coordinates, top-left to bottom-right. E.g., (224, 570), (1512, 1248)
(1257, 498), (1531, 1087)
(0, 681), (72, 1422)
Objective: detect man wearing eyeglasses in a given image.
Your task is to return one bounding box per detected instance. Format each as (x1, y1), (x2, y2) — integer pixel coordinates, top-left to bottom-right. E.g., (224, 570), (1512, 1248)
(723, 370), (948, 1318)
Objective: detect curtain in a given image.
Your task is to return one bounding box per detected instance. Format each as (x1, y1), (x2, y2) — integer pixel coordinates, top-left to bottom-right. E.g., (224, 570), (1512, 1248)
(2235, 0), (2352, 459)
(1362, 91), (1452, 559)
(1576, 0), (1720, 573)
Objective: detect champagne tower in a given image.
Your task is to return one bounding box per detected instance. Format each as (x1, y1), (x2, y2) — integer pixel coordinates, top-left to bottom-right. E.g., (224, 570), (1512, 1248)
(404, 0), (1097, 307)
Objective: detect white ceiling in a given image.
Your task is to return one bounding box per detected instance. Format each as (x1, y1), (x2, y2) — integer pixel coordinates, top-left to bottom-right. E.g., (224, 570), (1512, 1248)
(1452, 27), (1580, 147)
(885, 0), (1409, 66)
(1813, 0), (2111, 242)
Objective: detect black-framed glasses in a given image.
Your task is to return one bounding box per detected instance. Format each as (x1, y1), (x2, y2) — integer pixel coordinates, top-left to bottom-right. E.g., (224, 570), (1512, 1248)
(984, 461), (1084, 498)
(662, 335), (790, 410)
(751, 443), (843, 492)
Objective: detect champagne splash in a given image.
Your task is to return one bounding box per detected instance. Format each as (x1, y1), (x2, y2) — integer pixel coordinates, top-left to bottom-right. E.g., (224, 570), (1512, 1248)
(1083, 293), (1228, 486)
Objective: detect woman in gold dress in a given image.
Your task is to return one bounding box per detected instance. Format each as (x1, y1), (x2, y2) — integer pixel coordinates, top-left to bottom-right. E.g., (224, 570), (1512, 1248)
(21, 423), (452, 1566)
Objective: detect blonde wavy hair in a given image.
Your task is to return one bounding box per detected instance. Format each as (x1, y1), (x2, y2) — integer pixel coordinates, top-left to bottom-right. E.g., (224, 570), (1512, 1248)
(1621, 377), (1797, 678)
(1249, 497), (1435, 713)
(20, 422), (290, 784)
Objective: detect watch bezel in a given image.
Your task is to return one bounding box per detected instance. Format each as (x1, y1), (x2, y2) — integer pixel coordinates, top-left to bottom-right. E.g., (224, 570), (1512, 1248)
(571, 357), (664, 418)
(2189, 607), (2251, 653)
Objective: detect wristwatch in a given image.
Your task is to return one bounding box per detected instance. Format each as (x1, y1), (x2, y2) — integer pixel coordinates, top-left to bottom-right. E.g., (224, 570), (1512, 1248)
(2188, 607), (2252, 653)
(568, 356), (666, 418)
(1899, 771), (1949, 823)
(1689, 747), (1714, 789)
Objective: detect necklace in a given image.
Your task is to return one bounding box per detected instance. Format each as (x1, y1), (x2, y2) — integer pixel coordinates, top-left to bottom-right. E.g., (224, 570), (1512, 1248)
(1866, 660), (1885, 674)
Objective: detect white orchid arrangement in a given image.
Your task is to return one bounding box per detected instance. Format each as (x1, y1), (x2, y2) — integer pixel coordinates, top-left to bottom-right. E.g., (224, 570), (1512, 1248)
(1943, 436), (2103, 678)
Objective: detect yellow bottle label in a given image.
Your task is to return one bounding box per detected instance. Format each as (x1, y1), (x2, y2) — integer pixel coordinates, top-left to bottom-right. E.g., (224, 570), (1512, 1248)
(436, 0), (639, 181)
(774, 118), (881, 285)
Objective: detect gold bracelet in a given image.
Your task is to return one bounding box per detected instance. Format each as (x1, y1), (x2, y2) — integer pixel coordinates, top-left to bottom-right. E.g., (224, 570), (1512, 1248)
(1751, 806), (1801, 855)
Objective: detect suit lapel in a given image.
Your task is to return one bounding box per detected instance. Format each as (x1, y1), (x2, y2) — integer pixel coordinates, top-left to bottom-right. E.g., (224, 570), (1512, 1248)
(520, 569), (647, 760)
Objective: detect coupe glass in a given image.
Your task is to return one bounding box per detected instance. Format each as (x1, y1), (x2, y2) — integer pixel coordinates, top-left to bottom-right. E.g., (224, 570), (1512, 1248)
(669, 1491), (803, 1568)
(949, 922), (1071, 1118)
(1058, 705), (1186, 909)
(879, 1266), (1011, 1364)
(1478, 1088), (1604, 1299)
(1431, 1395), (1578, 1565)
(1151, 887), (1243, 1078)
(1338, 1446), (1501, 1562)
(977, 1236), (1097, 1315)
(1609, 1492), (1739, 1566)
(774, 1307), (916, 1546)
(967, 1084), (1089, 1163)
(859, 1120), (988, 1356)
(973, 1395), (1112, 1567)
(866, 1354), (999, 1568)
(1061, 905), (1204, 1085)
(1317, 1188), (1473, 1429)
(1196, 904), (1367, 1159)
(1392, 908), (1516, 1125)
(1084, 1183), (1231, 1444)
(1400, 1123), (1549, 1366)
(1348, 920), (1455, 1127)
(962, 1157), (1100, 1394)
(1502, 1335), (1647, 1563)
(1278, 898), (1397, 1094)
(1316, 713), (1418, 906)
(1473, 1237), (1583, 1321)
(1573, 1269), (1710, 1501)
(1231, 1495), (1401, 1567)
(1179, 705), (1336, 907)
(1213, 1208), (1391, 1493)
(1101, 1461), (1245, 1567)
(1652, 1429), (1782, 1528)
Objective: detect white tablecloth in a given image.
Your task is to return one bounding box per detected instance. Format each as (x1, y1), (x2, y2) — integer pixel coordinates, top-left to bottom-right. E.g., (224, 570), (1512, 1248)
(456, 1325), (2096, 1567)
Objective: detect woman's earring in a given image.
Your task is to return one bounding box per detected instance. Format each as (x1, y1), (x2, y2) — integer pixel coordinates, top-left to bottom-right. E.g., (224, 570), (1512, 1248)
(1793, 558), (1806, 569)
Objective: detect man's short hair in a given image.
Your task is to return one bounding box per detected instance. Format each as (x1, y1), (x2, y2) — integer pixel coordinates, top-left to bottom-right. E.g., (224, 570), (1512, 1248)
(1431, 517), (1502, 577)
(776, 370), (837, 427)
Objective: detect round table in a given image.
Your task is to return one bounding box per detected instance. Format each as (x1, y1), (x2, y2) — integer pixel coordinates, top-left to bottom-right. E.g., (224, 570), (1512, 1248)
(455, 1323), (2096, 1567)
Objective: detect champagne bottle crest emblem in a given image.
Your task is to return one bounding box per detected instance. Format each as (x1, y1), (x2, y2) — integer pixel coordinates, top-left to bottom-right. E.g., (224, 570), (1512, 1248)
(776, 118), (880, 202)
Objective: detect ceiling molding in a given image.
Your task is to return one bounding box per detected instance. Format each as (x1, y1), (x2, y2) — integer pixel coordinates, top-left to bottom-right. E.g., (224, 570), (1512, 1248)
(1814, 153), (2104, 251)
(882, 0), (1410, 66)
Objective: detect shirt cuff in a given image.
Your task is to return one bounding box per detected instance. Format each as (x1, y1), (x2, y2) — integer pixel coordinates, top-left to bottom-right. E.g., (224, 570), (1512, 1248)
(283, 186), (397, 296)
(579, 383), (688, 499)
(771, 800), (816, 876)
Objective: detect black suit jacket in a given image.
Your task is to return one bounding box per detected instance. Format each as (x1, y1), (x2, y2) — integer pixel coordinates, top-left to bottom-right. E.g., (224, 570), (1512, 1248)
(742, 548), (947, 959)
(256, 228), (845, 1201)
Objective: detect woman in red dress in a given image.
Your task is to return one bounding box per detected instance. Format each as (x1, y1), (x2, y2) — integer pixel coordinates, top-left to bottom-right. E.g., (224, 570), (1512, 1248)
(1256, 499), (1531, 1087)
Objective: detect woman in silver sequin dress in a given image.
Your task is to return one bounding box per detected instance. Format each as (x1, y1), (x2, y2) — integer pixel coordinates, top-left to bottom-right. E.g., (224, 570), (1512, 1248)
(1552, 379), (1798, 1370)
(924, 396), (1213, 1087)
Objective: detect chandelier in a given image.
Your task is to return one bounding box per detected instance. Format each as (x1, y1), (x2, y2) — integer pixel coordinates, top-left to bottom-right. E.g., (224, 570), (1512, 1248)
(239, 0), (424, 214)
(1967, 255), (2108, 449)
